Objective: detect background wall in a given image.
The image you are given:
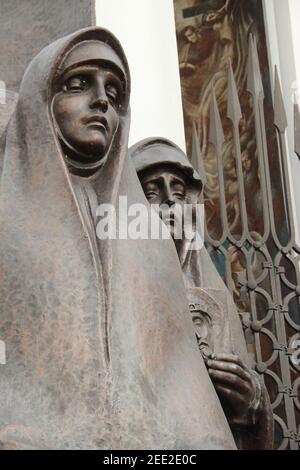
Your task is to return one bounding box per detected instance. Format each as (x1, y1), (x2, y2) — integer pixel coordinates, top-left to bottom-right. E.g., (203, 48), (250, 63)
(96, 0), (186, 150)
(261, 0), (300, 240)
(0, 0), (95, 92)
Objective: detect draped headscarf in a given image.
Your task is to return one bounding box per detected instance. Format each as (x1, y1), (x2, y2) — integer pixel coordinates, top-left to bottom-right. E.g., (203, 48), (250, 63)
(0, 28), (235, 449)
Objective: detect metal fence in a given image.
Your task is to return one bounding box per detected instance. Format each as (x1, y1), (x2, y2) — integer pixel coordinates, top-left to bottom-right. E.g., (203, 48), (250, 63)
(192, 35), (300, 450)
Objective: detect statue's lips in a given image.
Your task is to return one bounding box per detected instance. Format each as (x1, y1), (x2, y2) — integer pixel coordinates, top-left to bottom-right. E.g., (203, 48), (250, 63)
(85, 116), (108, 133)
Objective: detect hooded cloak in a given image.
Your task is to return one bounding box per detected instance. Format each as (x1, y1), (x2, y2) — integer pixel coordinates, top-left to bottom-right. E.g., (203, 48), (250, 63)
(130, 137), (274, 450)
(0, 28), (236, 450)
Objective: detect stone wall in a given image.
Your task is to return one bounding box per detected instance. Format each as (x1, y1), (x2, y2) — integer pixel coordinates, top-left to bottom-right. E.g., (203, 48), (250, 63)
(0, 0), (95, 92)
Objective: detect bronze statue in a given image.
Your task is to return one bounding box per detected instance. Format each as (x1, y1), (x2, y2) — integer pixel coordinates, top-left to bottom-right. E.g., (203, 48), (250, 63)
(0, 28), (236, 449)
(130, 137), (274, 449)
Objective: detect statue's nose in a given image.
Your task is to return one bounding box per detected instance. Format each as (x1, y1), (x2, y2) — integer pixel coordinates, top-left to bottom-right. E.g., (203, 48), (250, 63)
(90, 95), (108, 113)
(164, 198), (175, 207)
(162, 187), (176, 207)
(90, 80), (109, 113)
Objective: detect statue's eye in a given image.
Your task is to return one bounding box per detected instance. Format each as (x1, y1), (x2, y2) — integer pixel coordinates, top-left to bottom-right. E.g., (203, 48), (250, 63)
(172, 183), (186, 199)
(63, 75), (89, 92)
(106, 83), (120, 107)
(174, 191), (185, 199)
(173, 190), (185, 200)
(142, 182), (159, 199)
(145, 191), (158, 199)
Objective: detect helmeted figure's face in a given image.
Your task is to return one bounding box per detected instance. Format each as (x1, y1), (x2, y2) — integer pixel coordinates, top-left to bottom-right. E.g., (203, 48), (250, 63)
(139, 164), (187, 239)
(52, 41), (126, 166)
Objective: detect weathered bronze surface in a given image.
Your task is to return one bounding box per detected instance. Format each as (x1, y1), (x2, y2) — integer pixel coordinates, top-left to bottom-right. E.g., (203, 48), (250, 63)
(130, 137), (274, 449)
(0, 27), (236, 450)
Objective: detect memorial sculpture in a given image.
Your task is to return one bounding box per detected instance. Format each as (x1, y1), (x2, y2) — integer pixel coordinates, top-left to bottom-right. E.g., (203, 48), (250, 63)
(130, 137), (274, 449)
(0, 27), (237, 449)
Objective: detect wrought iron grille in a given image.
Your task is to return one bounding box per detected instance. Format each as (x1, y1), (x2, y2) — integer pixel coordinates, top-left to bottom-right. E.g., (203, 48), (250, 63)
(192, 35), (300, 450)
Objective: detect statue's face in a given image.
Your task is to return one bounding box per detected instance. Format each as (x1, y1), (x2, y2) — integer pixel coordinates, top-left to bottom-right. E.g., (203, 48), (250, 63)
(53, 45), (125, 163)
(191, 310), (213, 358)
(139, 165), (187, 239)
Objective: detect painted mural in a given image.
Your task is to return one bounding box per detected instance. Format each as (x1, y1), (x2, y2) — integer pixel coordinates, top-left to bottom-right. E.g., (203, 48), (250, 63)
(174, 0), (285, 245)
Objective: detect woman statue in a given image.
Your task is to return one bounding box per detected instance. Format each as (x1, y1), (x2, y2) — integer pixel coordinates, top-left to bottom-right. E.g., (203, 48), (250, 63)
(130, 137), (274, 449)
(0, 28), (236, 449)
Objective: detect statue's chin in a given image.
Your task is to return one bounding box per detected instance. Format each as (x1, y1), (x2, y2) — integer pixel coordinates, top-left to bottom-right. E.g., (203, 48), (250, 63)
(67, 151), (105, 166)
(60, 139), (106, 172)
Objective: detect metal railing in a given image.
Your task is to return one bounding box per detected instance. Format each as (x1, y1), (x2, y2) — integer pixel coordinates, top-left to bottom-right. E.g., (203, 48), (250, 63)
(192, 35), (300, 450)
